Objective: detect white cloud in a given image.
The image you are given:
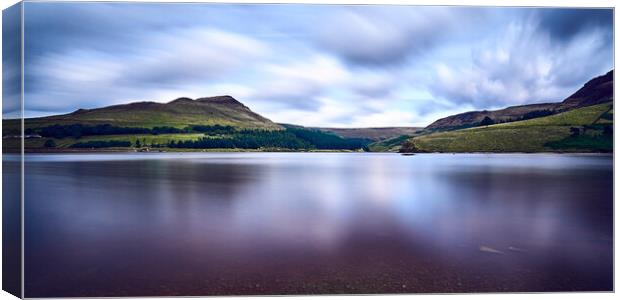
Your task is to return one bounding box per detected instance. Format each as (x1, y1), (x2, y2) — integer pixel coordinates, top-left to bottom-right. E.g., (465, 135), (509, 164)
(429, 21), (613, 109)
(129, 27), (269, 85)
(246, 55), (351, 110)
(349, 110), (418, 128)
(315, 7), (476, 65)
(268, 97), (358, 127)
(23, 4), (613, 128)
(25, 27), (270, 114)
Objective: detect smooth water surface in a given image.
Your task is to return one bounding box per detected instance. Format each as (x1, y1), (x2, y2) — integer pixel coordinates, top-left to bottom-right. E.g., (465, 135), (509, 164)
(19, 153), (613, 296)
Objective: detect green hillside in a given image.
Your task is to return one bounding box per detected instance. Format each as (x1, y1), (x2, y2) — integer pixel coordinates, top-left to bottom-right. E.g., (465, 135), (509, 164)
(426, 70), (613, 131)
(316, 127), (422, 141)
(368, 135), (417, 152)
(4, 96), (282, 135)
(2, 96), (376, 152)
(402, 102), (613, 153)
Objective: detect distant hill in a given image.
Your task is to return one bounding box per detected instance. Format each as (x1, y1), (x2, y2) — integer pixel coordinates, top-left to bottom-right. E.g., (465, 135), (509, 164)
(402, 101), (613, 153)
(556, 70), (614, 111)
(426, 70), (613, 131)
(14, 95), (282, 131)
(425, 103), (558, 131)
(367, 135), (417, 152)
(315, 127), (422, 141)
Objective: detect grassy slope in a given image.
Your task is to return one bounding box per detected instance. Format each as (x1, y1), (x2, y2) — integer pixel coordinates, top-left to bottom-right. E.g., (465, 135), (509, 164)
(425, 70), (613, 131)
(5, 97), (282, 133)
(3, 97), (284, 151)
(368, 135), (416, 152)
(317, 127), (422, 141)
(405, 102), (613, 153)
(20, 108), (278, 130)
(27, 112), (240, 128)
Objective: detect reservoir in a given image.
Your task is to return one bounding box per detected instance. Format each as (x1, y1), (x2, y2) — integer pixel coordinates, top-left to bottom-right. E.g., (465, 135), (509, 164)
(13, 153), (613, 296)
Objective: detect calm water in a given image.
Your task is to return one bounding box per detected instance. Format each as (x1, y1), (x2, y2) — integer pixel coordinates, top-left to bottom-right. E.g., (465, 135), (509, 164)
(16, 153), (613, 296)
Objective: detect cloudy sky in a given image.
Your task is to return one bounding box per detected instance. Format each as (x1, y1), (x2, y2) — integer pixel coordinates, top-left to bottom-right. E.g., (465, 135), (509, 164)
(15, 3), (614, 127)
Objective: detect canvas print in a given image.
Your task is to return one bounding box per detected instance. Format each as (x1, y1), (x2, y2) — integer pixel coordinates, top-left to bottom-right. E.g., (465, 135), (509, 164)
(1, 2), (614, 298)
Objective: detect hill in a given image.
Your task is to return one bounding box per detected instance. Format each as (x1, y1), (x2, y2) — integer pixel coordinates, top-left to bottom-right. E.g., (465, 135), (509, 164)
(8, 96), (282, 132)
(425, 103), (557, 131)
(367, 135), (417, 152)
(556, 70), (614, 111)
(426, 70), (613, 131)
(402, 102), (613, 153)
(316, 127), (422, 141)
(3, 98), (375, 152)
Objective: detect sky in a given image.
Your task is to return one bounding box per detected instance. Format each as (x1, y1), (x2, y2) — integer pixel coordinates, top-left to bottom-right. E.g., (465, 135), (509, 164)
(10, 3), (615, 127)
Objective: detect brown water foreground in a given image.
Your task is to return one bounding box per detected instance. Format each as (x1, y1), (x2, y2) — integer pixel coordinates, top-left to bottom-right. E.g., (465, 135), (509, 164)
(12, 153), (612, 297)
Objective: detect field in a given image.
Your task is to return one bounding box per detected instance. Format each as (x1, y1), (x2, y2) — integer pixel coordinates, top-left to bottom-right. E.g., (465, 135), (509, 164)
(404, 102), (613, 153)
(23, 133), (207, 149)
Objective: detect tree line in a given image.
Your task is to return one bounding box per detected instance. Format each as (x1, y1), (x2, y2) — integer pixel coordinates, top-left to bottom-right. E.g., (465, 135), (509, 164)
(47, 124), (371, 150)
(70, 140), (132, 148)
(165, 128), (370, 150)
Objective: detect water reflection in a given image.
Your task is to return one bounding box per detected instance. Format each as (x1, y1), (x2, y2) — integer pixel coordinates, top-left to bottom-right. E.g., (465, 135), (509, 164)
(23, 153), (612, 296)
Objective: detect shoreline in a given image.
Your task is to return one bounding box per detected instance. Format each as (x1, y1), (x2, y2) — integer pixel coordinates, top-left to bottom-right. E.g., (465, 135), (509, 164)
(4, 149), (613, 155)
(11, 148), (365, 154)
